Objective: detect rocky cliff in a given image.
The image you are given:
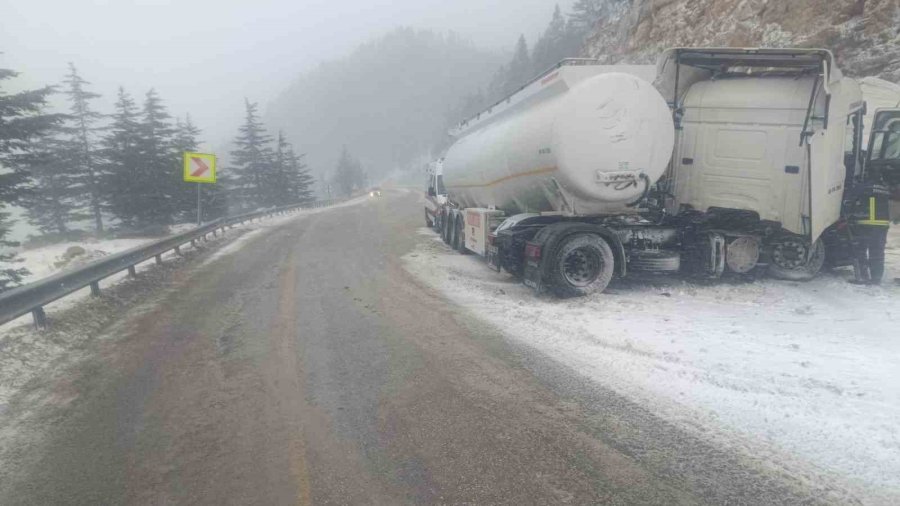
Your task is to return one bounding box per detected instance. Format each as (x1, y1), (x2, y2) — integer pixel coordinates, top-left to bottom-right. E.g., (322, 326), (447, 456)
(583, 0), (900, 81)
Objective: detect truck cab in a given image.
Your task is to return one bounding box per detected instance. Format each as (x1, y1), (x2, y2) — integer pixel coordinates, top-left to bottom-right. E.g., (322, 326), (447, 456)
(425, 158), (447, 230)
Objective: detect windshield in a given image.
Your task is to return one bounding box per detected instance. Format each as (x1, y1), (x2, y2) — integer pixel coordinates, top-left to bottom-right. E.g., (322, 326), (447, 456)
(870, 116), (900, 161)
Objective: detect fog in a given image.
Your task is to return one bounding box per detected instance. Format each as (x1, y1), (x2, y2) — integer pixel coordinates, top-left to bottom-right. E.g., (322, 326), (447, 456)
(2, 0), (572, 150)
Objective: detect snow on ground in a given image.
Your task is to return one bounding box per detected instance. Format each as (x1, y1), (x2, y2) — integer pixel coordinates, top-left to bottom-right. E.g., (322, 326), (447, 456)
(16, 237), (161, 284)
(404, 227), (900, 503)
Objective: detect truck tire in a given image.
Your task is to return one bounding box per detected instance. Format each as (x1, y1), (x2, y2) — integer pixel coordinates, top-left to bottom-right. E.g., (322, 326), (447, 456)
(441, 211), (451, 244)
(453, 215), (468, 254)
(425, 209), (434, 228)
(548, 233), (614, 297)
(768, 237), (825, 281)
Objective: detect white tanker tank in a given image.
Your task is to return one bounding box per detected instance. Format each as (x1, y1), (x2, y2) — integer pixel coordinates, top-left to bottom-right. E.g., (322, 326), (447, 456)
(442, 63), (675, 216)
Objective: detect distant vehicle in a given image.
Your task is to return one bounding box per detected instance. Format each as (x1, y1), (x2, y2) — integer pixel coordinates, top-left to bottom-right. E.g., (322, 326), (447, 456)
(430, 48), (900, 297)
(369, 187), (383, 197)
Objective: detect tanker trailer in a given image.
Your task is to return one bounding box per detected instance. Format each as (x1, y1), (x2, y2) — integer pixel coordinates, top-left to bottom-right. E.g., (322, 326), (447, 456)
(435, 50), (881, 297)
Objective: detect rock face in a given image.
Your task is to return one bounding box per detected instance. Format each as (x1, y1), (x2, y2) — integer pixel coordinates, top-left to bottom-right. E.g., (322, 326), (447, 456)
(583, 0), (900, 82)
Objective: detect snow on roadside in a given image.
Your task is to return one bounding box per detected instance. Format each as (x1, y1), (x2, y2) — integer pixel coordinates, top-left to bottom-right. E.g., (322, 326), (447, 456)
(403, 227), (900, 502)
(0, 196), (374, 407)
(16, 237), (161, 284)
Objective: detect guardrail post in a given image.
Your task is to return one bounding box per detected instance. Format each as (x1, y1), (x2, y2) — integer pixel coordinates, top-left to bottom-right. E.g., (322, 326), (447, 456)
(155, 254), (163, 265)
(212, 229), (218, 237)
(174, 245), (181, 255)
(90, 281), (101, 297)
(32, 307), (47, 329)
(128, 265), (137, 277)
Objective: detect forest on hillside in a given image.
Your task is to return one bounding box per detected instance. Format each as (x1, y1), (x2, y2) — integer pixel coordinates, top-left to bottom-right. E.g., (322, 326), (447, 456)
(0, 65), (316, 290)
(266, 1), (606, 192)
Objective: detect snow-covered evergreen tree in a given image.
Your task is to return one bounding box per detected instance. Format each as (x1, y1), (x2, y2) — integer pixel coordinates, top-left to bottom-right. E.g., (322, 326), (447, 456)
(503, 35), (532, 97)
(102, 87), (143, 229)
(285, 144), (315, 203)
(569, 0), (606, 34)
(132, 88), (177, 227)
(18, 129), (86, 236)
(0, 67), (62, 290)
(230, 99), (274, 209)
(332, 146), (364, 197)
(62, 62), (105, 232)
(532, 5), (580, 74)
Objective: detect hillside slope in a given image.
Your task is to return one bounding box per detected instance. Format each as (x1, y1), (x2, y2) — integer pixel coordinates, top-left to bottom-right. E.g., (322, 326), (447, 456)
(266, 28), (501, 185)
(583, 0), (900, 82)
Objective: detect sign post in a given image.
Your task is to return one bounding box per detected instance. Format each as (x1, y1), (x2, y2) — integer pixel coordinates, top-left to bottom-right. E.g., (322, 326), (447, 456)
(183, 152), (217, 225)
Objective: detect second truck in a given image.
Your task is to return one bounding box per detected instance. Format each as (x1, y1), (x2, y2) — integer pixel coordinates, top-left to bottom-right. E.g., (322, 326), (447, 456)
(425, 47), (900, 297)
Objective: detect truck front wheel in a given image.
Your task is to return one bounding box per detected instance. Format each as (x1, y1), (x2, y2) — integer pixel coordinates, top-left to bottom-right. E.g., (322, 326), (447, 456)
(548, 233), (614, 297)
(768, 237), (825, 281)
(425, 209), (434, 228)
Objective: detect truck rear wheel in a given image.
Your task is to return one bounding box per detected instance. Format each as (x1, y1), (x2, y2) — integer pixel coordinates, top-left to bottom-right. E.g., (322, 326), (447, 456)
(441, 211), (451, 244)
(548, 233), (614, 297)
(452, 215), (467, 254)
(768, 237), (825, 281)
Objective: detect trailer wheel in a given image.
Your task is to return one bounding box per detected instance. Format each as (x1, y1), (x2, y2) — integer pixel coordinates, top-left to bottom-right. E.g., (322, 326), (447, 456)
(453, 215), (468, 254)
(548, 233), (614, 297)
(768, 237), (825, 281)
(441, 211), (451, 244)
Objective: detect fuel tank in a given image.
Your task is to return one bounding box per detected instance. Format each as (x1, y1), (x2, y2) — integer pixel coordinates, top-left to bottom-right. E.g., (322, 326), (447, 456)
(443, 65), (675, 216)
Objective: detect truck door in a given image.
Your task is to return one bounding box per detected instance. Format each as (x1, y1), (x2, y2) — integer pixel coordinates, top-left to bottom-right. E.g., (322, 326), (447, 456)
(865, 108), (900, 186)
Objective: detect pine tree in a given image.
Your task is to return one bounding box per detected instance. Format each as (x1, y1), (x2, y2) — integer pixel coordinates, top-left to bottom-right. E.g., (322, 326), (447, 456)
(271, 131), (292, 206)
(532, 5), (578, 74)
(62, 62), (105, 232)
(132, 88), (177, 228)
(503, 35), (532, 97)
(18, 130), (87, 236)
(102, 87), (143, 229)
(230, 99), (274, 209)
(569, 0), (606, 35)
(332, 146), (364, 197)
(285, 145), (314, 203)
(0, 67), (63, 290)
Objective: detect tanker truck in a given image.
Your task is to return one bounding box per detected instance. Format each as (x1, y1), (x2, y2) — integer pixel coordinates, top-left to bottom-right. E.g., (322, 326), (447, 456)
(429, 48), (900, 297)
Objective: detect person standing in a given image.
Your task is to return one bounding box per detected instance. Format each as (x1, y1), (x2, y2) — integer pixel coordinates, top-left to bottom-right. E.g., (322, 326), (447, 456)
(848, 182), (891, 284)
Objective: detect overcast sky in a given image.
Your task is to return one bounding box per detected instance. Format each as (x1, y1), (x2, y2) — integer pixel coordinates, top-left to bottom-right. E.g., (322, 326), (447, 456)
(2, 0), (571, 150)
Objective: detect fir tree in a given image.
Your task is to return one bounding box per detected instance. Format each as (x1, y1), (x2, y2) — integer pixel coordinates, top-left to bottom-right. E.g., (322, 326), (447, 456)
(62, 62), (105, 232)
(0, 67), (62, 290)
(503, 35), (532, 97)
(569, 0), (607, 35)
(18, 130), (86, 235)
(230, 99), (274, 209)
(332, 146), (364, 197)
(271, 131), (292, 206)
(102, 87), (143, 229)
(134, 88), (177, 227)
(532, 5), (579, 74)
(285, 144), (314, 203)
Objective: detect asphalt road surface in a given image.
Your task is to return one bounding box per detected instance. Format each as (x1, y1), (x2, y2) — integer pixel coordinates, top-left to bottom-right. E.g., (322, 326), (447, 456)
(0, 190), (837, 505)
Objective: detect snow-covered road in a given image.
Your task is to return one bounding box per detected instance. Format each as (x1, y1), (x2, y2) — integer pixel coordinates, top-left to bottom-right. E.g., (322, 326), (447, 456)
(404, 227), (900, 503)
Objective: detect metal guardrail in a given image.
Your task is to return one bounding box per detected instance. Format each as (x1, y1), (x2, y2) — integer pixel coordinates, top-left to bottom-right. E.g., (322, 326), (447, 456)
(0, 199), (342, 328)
